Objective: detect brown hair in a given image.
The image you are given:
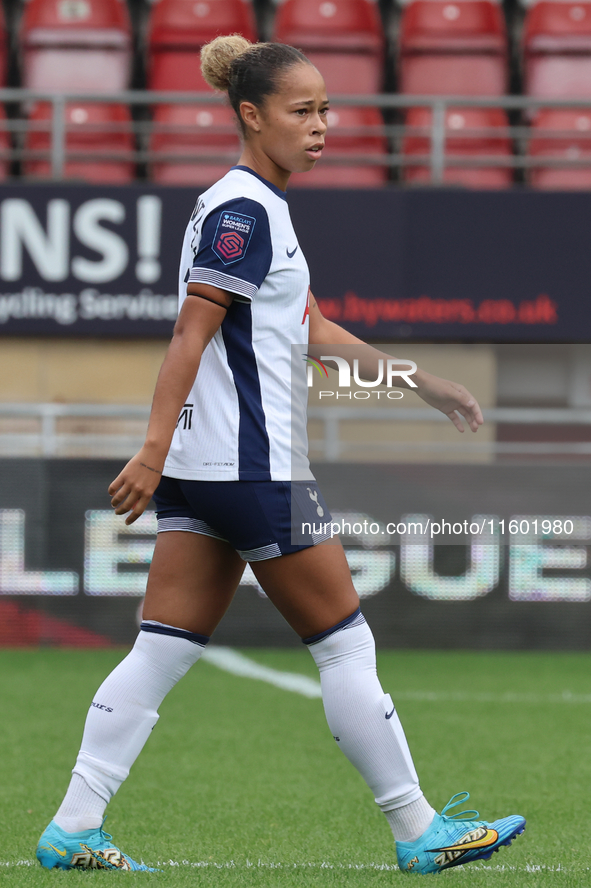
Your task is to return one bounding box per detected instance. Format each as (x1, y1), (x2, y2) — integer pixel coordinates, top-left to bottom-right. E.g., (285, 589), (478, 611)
(201, 35), (311, 133)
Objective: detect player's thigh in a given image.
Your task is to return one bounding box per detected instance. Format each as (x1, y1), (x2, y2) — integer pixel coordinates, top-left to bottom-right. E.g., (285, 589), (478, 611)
(143, 531), (246, 635)
(251, 538), (359, 639)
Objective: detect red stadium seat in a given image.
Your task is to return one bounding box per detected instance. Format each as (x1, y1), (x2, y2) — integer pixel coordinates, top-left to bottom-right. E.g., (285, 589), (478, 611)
(289, 106), (388, 187)
(524, 1), (591, 51)
(524, 2), (591, 98)
(529, 108), (591, 188)
(401, 53), (506, 94)
(275, 0), (383, 51)
(402, 106), (513, 188)
(21, 0), (132, 92)
(526, 54), (591, 99)
(0, 4), (8, 87)
(24, 102), (135, 182)
(149, 0), (255, 48)
(305, 50), (383, 93)
(149, 102), (240, 185)
(148, 50), (210, 92)
(401, 0), (506, 52)
(274, 0), (384, 94)
(399, 1), (508, 95)
(148, 0), (256, 91)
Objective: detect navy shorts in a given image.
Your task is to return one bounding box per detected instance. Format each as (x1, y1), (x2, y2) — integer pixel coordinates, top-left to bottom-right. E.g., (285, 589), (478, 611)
(153, 477), (333, 561)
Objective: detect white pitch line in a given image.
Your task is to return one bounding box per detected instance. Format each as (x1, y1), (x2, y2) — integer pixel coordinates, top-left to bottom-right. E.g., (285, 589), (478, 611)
(158, 860), (398, 871)
(2, 860), (577, 873)
(201, 646), (322, 698)
(0, 861), (36, 867)
(201, 647), (591, 706)
(156, 861), (577, 873)
(0, 860), (590, 873)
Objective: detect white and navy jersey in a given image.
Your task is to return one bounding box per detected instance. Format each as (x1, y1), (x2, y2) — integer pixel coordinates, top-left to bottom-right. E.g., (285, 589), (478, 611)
(163, 166), (313, 482)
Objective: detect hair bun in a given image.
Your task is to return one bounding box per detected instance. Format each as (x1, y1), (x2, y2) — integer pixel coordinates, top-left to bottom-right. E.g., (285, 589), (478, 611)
(200, 34), (253, 92)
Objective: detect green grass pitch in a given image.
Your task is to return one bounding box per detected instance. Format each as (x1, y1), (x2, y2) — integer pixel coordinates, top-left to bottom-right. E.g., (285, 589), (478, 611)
(1, 647), (590, 886)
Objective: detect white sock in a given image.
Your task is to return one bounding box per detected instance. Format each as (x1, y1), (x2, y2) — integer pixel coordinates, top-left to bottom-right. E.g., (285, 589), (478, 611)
(54, 774), (105, 833)
(306, 613), (436, 840)
(384, 795), (436, 843)
(54, 623), (208, 832)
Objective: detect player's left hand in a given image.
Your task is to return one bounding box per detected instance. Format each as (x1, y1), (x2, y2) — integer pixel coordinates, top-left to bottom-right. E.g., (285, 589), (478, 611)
(414, 371), (483, 432)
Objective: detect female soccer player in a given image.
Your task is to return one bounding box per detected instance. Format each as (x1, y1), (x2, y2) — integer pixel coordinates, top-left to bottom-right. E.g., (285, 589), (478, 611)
(37, 35), (525, 874)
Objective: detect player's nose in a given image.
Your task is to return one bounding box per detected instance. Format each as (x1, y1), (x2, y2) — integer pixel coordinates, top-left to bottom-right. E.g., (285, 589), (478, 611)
(312, 112), (327, 134)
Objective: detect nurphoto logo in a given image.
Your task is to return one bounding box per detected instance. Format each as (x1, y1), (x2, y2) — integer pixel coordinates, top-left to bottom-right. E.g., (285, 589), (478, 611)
(303, 353), (417, 400)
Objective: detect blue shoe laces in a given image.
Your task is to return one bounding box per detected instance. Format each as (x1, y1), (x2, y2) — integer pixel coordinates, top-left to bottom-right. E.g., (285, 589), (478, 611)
(90, 816), (113, 844)
(440, 791), (480, 822)
(79, 818), (130, 870)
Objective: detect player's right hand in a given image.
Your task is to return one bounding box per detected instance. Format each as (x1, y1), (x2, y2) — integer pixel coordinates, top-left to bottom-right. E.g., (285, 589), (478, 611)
(108, 449), (164, 525)
(414, 371), (484, 433)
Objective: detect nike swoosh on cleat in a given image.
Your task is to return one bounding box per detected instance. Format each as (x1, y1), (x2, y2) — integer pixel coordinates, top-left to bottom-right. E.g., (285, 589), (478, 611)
(429, 828), (499, 854)
(385, 706), (395, 719)
(286, 246), (298, 258)
(43, 843), (67, 857)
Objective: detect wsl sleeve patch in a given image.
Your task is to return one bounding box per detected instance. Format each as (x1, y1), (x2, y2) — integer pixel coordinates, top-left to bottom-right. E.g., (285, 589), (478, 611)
(212, 212), (256, 265)
(190, 198), (272, 299)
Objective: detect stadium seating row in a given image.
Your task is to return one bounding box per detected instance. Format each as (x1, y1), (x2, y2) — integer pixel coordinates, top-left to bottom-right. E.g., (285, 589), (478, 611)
(11, 97), (591, 189)
(0, 0), (590, 187)
(11, 0), (591, 97)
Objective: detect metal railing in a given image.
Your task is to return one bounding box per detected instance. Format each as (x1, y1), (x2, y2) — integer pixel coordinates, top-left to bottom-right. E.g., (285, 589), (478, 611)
(308, 406), (591, 460)
(0, 402), (150, 457)
(2, 88), (591, 183)
(2, 402), (591, 460)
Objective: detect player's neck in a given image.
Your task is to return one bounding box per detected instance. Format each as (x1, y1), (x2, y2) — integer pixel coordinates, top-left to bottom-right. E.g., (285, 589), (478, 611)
(236, 148), (290, 193)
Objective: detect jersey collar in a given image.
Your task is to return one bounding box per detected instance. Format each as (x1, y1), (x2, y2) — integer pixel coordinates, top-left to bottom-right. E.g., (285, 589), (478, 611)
(231, 165), (288, 201)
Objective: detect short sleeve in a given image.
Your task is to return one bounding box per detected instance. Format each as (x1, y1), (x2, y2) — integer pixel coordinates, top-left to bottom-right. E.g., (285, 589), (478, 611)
(188, 198), (272, 302)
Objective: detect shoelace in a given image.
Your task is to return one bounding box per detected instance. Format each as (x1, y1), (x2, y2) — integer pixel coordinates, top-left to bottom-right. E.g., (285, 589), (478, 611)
(440, 791), (481, 822)
(89, 817), (142, 871)
(97, 819), (113, 844)
(89, 849), (127, 869)
(82, 818), (119, 866)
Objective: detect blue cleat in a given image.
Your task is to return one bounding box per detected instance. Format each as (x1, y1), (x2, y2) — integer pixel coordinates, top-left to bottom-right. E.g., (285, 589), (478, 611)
(396, 792), (526, 875)
(36, 819), (157, 871)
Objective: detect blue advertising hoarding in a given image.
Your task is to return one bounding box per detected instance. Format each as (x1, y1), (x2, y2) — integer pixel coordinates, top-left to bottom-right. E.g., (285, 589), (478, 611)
(0, 185), (588, 341)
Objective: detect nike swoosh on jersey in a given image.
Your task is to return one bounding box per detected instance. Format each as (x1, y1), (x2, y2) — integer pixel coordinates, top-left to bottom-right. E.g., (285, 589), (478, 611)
(429, 828), (499, 854)
(43, 843), (67, 857)
(385, 706), (395, 719)
(286, 245), (298, 258)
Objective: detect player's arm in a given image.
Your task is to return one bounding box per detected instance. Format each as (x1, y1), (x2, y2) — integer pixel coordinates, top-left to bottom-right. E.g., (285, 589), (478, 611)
(108, 284), (232, 524)
(307, 290), (483, 434)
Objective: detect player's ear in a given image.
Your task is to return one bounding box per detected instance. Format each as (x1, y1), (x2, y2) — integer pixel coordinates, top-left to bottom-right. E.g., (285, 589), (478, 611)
(240, 101), (262, 133)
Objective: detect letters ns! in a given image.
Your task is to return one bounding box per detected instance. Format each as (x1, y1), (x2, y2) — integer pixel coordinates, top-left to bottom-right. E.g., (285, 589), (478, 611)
(0, 196), (162, 285)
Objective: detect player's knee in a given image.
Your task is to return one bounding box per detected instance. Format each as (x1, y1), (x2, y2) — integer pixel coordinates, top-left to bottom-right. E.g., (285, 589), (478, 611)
(304, 609), (375, 669)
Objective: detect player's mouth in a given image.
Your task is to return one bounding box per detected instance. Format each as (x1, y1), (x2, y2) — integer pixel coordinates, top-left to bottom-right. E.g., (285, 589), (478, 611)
(305, 143), (324, 160)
